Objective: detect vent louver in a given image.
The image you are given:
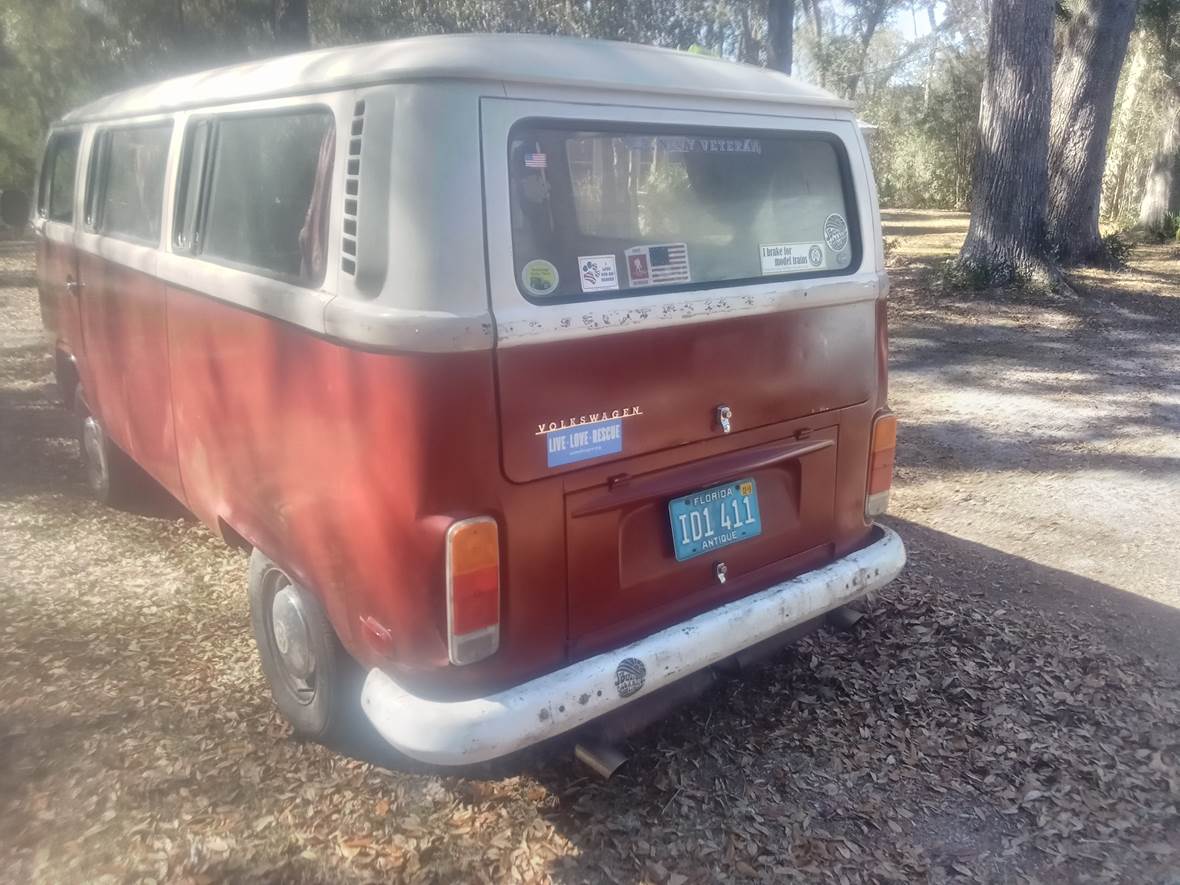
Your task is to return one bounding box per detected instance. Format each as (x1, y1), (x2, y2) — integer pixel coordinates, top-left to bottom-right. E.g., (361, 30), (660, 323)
(341, 99), (364, 276)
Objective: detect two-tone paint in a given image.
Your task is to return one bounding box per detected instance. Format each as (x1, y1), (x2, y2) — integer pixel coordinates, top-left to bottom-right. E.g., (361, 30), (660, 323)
(35, 34), (903, 755)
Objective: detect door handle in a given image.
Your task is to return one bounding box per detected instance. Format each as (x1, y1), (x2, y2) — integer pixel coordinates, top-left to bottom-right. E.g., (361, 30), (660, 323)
(65, 278), (85, 294)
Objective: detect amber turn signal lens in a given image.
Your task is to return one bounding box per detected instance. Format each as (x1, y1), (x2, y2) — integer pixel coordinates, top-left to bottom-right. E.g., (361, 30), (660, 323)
(446, 517), (501, 665)
(866, 412), (897, 518)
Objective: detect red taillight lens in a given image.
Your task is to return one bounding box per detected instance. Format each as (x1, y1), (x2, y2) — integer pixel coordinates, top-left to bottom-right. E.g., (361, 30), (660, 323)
(866, 412), (897, 518)
(446, 517), (500, 665)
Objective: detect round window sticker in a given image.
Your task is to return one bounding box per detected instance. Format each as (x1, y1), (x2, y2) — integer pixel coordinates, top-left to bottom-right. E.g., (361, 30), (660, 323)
(521, 259), (559, 296)
(824, 213), (850, 252)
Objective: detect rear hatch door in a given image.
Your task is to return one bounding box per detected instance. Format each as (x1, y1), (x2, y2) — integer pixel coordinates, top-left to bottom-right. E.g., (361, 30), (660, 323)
(480, 97), (878, 650)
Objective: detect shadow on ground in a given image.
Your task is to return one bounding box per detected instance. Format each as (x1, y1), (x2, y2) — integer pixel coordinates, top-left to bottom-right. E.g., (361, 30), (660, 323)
(4, 238), (1180, 882)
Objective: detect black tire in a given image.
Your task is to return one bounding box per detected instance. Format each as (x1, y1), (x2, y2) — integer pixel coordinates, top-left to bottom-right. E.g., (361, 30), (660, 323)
(248, 548), (360, 743)
(74, 383), (143, 507)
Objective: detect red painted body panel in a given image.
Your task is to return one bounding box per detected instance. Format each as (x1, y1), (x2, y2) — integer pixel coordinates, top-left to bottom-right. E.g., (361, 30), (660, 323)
(76, 251), (184, 499)
(565, 427), (840, 654)
(497, 303), (882, 658)
(496, 304), (877, 483)
(163, 286), (571, 699)
(42, 244), (887, 703)
(37, 232), (85, 381)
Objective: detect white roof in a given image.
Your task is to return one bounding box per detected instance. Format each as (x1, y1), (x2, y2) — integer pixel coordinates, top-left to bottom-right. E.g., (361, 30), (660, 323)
(60, 33), (851, 124)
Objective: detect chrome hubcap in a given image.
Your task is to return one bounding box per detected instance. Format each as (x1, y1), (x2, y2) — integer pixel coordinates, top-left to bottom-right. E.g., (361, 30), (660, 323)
(271, 584), (316, 681)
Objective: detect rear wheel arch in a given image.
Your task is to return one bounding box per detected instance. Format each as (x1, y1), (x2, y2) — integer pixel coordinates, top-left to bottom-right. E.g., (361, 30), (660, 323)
(247, 547), (363, 743)
(215, 516), (251, 552)
(55, 348), (79, 409)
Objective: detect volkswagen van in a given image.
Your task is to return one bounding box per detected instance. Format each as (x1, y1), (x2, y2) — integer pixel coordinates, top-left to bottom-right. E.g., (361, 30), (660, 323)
(33, 34), (905, 767)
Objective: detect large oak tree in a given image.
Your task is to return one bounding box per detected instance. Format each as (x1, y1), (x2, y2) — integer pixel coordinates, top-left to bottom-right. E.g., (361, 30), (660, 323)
(957, 0), (1056, 282)
(1046, 0), (1139, 265)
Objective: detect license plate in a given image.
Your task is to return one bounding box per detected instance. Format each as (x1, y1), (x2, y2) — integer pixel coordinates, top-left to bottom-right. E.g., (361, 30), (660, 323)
(668, 477), (763, 562)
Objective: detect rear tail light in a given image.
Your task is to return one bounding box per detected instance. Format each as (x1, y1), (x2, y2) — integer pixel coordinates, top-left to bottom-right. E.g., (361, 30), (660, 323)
(445, 516), (500, 665)
(866, 412), (897, 518)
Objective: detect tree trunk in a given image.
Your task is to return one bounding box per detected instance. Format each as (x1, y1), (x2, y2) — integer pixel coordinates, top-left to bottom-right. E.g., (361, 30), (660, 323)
(1045, 0), (1138, 265)
(923, 2), (938, 110)
(957, 0), (1056, 283)
(1105, 32), (1150, 222)
(767, 0), (795, 75)
(273, 0), (310, 51)
(1138, 87), (1180, 231)
(845, 0), (890, 99)
(803, 0), (828, 89)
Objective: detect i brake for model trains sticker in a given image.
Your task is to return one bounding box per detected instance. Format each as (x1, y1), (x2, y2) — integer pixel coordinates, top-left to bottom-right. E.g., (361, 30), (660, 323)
(759, 242), (826, 275)
(536, 407), (643, 468)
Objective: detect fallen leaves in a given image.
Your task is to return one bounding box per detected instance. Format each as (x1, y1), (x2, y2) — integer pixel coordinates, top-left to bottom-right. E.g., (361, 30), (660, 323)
(2, 236), (1179, 884)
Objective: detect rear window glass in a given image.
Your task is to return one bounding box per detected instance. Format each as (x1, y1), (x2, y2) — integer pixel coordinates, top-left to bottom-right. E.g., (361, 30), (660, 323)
(509, 124), (858, 301)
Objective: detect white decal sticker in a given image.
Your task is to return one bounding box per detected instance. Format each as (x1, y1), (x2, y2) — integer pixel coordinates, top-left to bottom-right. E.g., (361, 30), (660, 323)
(624, 243), (690, 287)
(578, 254), (619, 292)
(521, 259), (559, 296)
(824, 213), (850, 252)
(655, 136), (763, 155)
(536, 406), (643, 468)
(759, 242), (827, 275)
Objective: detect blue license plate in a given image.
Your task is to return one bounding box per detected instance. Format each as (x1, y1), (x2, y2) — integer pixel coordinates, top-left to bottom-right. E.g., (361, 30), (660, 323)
(668, 477), (762, 562)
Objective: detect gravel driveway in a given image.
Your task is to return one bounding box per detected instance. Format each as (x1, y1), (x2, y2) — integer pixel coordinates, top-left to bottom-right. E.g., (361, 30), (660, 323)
(2, 224), (1179, 884)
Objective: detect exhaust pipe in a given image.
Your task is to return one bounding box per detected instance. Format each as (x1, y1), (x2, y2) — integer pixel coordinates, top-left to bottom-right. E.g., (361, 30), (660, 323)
(827, 605), (865, 632)
(575, 740), (628, 779)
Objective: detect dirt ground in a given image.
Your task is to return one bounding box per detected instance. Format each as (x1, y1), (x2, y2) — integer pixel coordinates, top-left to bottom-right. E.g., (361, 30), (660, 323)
(2, 216), (1179, 884)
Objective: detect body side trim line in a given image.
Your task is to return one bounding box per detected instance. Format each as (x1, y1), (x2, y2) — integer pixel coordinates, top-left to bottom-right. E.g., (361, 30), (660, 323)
(494, 277), (880, 347)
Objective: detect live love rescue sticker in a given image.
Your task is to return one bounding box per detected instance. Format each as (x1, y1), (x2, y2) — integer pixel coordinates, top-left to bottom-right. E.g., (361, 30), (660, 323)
(537, 407), (643, 468)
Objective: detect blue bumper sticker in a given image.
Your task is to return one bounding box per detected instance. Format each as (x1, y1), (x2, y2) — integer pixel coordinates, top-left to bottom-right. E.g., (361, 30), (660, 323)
(546, 418), (623, 467)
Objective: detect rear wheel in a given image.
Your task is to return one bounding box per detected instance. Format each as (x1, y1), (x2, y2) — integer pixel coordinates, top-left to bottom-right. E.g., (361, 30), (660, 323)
(75, 384), (142, 507)
(248, 549), (359, 742)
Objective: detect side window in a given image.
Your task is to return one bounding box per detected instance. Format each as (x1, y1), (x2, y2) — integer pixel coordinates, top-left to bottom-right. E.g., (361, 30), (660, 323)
(194, 109), (335, 285)
(173, 119), (212, 252)
(90, 124), (172, 244)
(84, 132), (109, 229)
(38, 132), (81, 224)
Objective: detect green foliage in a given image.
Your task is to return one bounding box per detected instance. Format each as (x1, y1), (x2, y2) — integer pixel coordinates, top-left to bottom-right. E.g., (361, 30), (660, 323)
(942, 255), (1000, 290)
(0, 0), (277, 190)
(1101, 231), (1135, 266)
(863, 51), (984, 210)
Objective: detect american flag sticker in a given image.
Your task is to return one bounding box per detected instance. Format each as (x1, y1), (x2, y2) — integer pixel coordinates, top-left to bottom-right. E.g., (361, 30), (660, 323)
(625, 243), (691, 287)
(523, 152), (548, 169)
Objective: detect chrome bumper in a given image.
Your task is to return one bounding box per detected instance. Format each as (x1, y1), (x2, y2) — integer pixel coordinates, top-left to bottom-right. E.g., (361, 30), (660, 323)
(361, 525), (906, 765)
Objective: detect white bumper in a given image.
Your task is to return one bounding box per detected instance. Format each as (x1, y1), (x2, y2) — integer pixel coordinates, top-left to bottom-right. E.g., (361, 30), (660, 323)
(362, 525), (906, 765)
